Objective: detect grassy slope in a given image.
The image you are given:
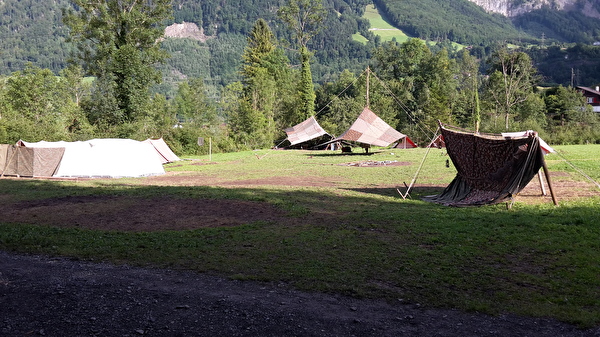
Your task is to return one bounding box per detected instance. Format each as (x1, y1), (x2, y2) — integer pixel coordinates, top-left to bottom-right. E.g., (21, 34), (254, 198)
(357, 5), (464, 49)
(0, 145), (599, 327)
(355, 4), (411, 44)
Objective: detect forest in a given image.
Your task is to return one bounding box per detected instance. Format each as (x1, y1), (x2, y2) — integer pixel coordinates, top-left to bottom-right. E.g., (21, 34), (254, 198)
(0, 0), (599, 155)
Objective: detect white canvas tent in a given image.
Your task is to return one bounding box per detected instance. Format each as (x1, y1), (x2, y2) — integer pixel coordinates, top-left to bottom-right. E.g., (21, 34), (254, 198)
(284, 116), (330, 146)
(18, 139), (165, 178)
(143, 138), (181, 164)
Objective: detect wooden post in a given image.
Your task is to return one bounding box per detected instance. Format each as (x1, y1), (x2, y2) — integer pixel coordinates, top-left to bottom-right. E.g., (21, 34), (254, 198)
(541, 156), (558, 206)
(537, 170), (547, 196)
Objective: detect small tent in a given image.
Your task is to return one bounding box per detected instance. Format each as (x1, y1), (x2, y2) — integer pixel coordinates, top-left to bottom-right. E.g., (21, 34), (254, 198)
(330, 107), (407, 147)
(143, 138), (181, 164)
(392, 136), (418, 149)
(423, 123), (554, 206)
(427, 134), (445, 149)
(18, 139), (165, 178)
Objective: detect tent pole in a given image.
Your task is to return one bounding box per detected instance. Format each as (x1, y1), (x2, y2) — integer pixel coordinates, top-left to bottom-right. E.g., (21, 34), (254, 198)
(541, 155), (558, 206)
(366, 67), (370, 109)
(537, 170), (547, 196)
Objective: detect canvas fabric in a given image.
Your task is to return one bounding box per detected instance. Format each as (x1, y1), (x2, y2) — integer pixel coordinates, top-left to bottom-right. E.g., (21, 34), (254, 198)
(18, 139), (165, 178)
(334, 107), (405, 147)
(0, 145), (65, 177)
(285, 116), (329, 146)
(423, 125), (545, 206)
(143, 138), (181, 164)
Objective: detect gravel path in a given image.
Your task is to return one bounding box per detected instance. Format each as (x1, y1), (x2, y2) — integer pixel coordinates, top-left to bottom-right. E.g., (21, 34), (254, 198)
(1, 251), (598, 337)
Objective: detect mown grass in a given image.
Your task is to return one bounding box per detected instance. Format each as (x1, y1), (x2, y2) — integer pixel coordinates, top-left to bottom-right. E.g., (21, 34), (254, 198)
(359, 4), (411, 43)
(1, 146), (599, 327)
(357, 5), (465, 50)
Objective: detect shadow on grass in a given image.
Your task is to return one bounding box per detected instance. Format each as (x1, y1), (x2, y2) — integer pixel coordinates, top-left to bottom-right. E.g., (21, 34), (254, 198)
(343, 186), (446, 199)
(1, 177), (600, 327)
(305, 151), (381, 157)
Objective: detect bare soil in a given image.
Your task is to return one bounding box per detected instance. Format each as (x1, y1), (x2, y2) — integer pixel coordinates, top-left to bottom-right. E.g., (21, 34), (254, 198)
(1, 170), (599, 336)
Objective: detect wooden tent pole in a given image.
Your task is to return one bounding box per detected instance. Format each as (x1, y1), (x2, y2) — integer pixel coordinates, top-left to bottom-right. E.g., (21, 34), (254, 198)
(366, 67), (370, 109)
(537, 170), (547, 196)
(541, 155), (558, 206)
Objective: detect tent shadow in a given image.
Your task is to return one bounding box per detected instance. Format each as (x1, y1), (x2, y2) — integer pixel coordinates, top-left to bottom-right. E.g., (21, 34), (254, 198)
(306, 151), (382, 157)
(342, 186), (446, 199)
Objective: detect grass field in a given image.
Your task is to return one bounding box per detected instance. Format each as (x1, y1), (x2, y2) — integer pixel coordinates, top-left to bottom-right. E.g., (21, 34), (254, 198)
(1, 145), (599, 327)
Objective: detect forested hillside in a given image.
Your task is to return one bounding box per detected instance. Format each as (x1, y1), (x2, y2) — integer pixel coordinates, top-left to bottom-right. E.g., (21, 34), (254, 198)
(372, 0), (525, 46)
(0, 0), (71, 74)
(2, 0), (600, 88)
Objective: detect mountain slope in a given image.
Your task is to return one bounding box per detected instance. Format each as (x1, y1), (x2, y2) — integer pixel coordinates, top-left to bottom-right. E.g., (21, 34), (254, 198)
(1, 0), (599, 88)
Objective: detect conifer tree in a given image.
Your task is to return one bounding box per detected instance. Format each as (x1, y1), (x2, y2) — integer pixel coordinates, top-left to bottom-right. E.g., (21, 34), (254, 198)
(278, 0), (325, 123)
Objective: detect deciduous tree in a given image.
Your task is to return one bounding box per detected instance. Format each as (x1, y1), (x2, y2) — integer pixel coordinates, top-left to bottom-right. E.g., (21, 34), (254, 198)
(63, 0), (173, 133)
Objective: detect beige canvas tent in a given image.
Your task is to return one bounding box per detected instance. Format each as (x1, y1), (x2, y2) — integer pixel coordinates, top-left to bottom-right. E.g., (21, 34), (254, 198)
(330, 107), (406, 147)
(143, 138), (181, 164)
(1, 144), (65, 177)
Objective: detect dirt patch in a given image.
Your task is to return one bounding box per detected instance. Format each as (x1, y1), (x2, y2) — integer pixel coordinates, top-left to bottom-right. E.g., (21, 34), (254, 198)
(2, 196), (291, 232)
(145, 173), (349, 188)
(339, 160), (412, 167)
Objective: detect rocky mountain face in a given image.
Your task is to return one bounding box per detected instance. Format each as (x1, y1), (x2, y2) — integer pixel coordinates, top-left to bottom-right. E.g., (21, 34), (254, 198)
(467, 0), (600, 18)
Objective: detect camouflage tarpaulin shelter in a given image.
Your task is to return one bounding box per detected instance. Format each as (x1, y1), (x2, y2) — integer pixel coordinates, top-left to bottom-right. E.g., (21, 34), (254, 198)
(423, 123), (555, 207)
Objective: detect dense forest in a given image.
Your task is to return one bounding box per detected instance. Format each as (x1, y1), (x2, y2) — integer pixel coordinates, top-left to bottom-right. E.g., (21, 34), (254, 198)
(2, 0), (600, 87)
(1, 0), (599, 154)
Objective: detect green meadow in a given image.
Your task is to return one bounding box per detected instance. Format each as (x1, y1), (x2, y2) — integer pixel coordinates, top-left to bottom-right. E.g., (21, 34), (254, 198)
(0, 145), (599, 327)
(357, 4), (465, 50)
(355, 4), (411, 44)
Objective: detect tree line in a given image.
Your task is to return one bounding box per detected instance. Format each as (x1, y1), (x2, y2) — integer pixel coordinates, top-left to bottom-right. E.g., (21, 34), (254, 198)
(0, 0), (599, 157)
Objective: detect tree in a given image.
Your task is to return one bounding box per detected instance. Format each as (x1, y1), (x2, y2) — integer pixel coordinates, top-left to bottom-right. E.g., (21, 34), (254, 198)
(0, 64), (88, 142)
(174, 78), (217, 126)
(544, 85), (589, 125)
(278, 0), (325, 121)
(483, 49), (539, 130)
(63, 0), (173, 133)
(453, 49), (481, 129)
(232, 19), (294, 149)
(372, 39), (456, 136)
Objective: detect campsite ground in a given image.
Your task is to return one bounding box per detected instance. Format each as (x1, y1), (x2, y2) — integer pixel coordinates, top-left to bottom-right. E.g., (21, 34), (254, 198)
(2, 167), (599, 336)
(2, 249), (598, 337)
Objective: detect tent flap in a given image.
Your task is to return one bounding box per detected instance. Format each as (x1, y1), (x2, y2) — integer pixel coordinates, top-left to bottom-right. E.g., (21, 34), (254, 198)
(143, 138), (181, 164)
